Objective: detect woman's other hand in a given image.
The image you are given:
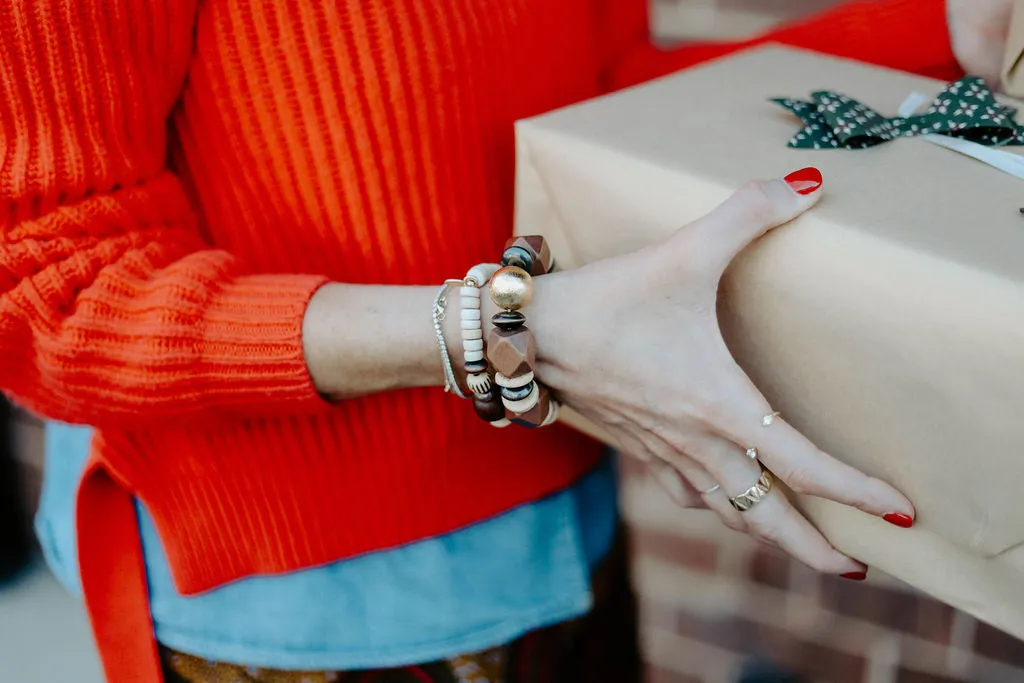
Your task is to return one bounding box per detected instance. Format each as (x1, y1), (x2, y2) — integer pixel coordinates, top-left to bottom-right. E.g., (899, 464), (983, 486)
(531, 169), (915, 578)
(947, 0), (1014, 87)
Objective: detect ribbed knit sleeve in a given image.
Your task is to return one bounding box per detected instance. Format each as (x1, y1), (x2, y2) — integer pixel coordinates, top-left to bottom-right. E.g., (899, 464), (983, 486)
(0, 1), (329, 427)
(605, 0), (964, 90)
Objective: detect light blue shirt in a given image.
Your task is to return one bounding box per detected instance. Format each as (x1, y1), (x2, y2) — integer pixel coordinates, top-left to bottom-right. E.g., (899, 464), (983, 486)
(37, 423), (618, 670)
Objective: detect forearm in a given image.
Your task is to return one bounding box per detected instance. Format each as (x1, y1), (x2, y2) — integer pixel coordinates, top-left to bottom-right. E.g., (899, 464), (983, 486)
(303, 282), (499, 400)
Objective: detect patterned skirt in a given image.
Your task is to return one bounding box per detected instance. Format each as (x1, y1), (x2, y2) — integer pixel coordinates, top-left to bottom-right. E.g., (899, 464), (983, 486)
(160, 534), (640, 683)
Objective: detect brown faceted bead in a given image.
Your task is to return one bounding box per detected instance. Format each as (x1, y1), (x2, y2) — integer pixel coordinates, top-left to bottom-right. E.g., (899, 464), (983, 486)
(473, 391), (507, 423)
(504, 236), (552, 275)
(511, 386), (551, 428)
(486, 328), (536, 378)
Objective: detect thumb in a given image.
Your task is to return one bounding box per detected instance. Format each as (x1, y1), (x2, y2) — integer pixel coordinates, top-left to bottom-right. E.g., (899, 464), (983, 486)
(682, 167), (823, 277)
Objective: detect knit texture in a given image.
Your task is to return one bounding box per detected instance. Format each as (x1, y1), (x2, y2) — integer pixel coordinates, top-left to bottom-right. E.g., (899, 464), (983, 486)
(0, 1), (958, 681)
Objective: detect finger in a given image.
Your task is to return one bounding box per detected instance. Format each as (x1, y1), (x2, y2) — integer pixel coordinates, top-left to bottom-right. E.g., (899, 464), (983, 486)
(697, 484), (747, 534)
(681, 168), (823, 275)
(711, 376), (915, 526)
(693, 434), (865, 575)
(743, 486), (867, 577)
(613, 424), (655, 464)
(616, 427), (707, 508)
(648, 459), (708, 509)
(641, 430), (747, 532)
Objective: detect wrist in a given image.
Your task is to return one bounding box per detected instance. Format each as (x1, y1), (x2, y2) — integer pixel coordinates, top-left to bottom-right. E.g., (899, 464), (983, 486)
(526, 271), (579, 389)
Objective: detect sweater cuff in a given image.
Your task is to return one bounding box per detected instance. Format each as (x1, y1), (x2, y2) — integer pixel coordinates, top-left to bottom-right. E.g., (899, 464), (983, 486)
(201, 273), (331, 414)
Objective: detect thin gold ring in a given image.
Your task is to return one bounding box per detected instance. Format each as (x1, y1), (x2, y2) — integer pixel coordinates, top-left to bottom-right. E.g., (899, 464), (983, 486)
(701, 483), (722, 495)
(762, 411), (781, 427)
(745, 447), (759, 460)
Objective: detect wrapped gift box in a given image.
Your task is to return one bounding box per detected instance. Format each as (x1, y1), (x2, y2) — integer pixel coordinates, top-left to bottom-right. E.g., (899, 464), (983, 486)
(515, 45), (1024, 638)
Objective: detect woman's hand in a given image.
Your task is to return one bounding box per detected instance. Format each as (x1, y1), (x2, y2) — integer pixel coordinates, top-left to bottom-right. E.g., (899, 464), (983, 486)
(947, 0), (1014, 87)
(531, 169), (915, 578)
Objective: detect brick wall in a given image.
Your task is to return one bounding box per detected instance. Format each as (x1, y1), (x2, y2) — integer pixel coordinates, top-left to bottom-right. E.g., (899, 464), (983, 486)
(619, 457), (1024, 683)
(651, 0), (841, 41)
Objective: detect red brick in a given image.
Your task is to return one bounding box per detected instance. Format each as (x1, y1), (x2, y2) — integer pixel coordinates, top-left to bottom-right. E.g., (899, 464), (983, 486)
(819, 575), (953, 644)
(749, 546), (790, 590)
(631, 528), (719, 573)
(916, 598), (957, 645)
(755, 626), (864, 683)
(973, 621), (1024, 668)
(645, 664), (702, 683)
(672, 608), (754, 654)
(667, 609), (865, 683)
(895, 668), (974, 683)
(640, 599), (681, 632)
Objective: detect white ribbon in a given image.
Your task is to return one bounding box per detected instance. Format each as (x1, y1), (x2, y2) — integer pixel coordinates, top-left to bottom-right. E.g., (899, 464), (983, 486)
(897, 92), (1024, 181)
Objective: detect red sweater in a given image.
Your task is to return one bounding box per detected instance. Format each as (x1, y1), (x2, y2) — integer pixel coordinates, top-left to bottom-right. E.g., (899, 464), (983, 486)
(0, 1), (959, 680)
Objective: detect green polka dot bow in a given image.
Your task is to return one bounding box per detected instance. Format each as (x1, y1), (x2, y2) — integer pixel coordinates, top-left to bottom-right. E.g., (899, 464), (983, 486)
(772, 76), (1024, 150)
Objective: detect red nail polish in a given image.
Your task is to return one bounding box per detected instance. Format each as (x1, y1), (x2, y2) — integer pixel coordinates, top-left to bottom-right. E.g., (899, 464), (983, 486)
(883, 513), (914, 529)
(784, 167), (823, 195)
(841, 571), (867, 581)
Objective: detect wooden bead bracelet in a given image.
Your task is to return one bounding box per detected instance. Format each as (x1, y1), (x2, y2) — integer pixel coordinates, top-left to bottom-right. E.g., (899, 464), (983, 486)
(437, 237), (558, 428)
(484, 236), (558, 428)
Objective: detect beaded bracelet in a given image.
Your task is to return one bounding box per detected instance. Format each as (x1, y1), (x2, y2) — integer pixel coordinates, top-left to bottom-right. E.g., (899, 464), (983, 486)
(434, 262), (503, 402)
(437, 238), (558, 428)
(485, 237), (559, 428)
(456, 264), (512, 427)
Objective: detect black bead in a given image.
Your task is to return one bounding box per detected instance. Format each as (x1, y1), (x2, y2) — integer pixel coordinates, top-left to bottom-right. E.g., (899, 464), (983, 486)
(500, 381), (534, 402)
(501, 246), (535, 273)
(492, 310), (526, 331)
(464, 359), (488, 374)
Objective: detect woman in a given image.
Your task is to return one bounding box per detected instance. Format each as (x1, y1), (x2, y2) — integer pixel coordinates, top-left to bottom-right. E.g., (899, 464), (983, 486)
(2, 0), (1009, 681)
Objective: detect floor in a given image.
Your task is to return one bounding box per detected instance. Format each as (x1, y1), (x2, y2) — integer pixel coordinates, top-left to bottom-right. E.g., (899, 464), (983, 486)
(0, 560), (104, 683)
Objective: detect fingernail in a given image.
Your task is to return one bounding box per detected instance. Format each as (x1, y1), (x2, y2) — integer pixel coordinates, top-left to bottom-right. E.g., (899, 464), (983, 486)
(841, 570), (868, 581)
(883, 512), (914, 529)
(784, 167), (823, 195)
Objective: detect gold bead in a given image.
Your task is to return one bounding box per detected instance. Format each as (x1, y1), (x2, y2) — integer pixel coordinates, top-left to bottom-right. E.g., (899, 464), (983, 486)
(489, 266), (533, 310)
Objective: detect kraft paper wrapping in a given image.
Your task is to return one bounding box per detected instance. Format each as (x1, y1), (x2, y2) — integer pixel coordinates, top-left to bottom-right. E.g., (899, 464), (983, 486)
(515, 46), (1024, 638)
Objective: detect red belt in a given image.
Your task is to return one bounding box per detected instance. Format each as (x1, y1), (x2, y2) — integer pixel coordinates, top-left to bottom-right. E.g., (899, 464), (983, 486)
(77, 455), (164, 682)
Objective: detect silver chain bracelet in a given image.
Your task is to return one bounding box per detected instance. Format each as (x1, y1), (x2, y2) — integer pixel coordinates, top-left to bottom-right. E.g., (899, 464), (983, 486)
(432, 280), (469, 399)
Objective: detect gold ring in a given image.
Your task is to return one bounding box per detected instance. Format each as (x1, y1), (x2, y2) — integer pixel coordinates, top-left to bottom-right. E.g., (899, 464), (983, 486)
(701, 484), (722, 495)
(745, 447), (759, 460)
(729, 465), (774, 512)
(762, 411), (781, 427)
